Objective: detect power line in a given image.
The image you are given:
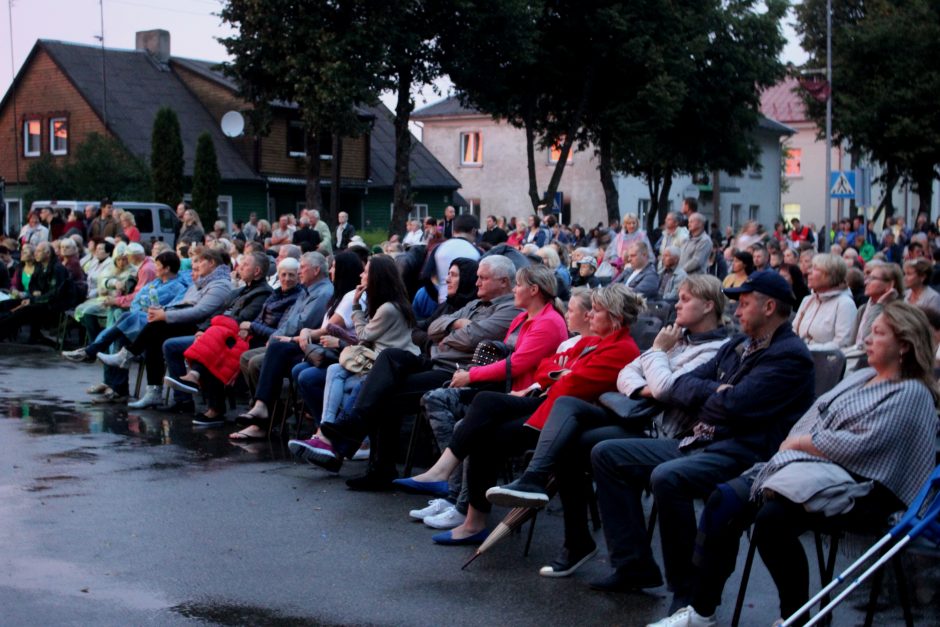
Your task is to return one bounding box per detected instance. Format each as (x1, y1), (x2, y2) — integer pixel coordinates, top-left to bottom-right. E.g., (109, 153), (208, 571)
(106, 0), (219, 18)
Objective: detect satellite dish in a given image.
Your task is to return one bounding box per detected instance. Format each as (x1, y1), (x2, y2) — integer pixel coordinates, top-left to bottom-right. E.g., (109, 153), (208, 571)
(221, 111), (245, 138)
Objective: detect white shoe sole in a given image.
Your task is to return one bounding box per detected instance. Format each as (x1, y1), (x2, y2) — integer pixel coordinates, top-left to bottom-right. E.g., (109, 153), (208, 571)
(409, 500), (450, 521)
(538, 546), (599, 578)
(485, 486), (550, 509)
(423, 512), (467, 530)
(288, 439), (336, 463)
(351, 448), (370, 461)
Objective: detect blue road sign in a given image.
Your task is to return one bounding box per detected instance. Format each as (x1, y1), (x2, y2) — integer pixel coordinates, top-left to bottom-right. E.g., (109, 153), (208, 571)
(830, 171), (856, 199)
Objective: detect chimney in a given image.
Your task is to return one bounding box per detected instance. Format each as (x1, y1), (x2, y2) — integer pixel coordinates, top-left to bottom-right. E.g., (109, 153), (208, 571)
(135, 29), (171, 64)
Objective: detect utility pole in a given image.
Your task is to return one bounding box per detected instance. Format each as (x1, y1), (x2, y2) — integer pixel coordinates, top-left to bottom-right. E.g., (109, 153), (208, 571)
(824, 0), (832, 252)
(98, 0), (108, 127)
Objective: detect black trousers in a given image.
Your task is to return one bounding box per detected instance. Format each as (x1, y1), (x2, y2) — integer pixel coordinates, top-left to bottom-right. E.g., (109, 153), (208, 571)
(129, 321), (196, 385)
(691, 479), (902, 620)
(0, 303), (58, 341)
(448, 392), (544, 513)
(192, 362), (227, 413)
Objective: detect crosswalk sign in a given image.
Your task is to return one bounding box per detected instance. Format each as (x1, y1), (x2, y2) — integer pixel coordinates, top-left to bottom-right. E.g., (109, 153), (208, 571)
(830, 171), (856, 199)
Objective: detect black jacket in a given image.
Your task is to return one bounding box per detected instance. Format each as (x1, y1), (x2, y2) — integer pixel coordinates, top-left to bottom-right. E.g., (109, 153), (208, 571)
(292, 226), (322, 252)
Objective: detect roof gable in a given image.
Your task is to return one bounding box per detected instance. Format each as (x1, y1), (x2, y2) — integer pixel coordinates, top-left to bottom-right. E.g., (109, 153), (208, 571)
(760, 77), (808, 125)
(37, 40), (258, 181)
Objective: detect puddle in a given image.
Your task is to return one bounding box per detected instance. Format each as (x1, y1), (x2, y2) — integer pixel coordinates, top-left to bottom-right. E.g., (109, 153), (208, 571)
(171, 601), (343, 627)
(2, 399), (295, 466)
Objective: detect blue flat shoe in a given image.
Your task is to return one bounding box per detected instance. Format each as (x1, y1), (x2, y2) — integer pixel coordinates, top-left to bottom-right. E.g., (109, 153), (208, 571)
(392, 477), (449, 498)
(432, 529), (491, 546)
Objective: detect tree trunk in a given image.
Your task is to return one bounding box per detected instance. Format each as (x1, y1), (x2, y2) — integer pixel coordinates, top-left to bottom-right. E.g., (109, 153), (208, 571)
(524, 104), (540, 211)
(598, 126), (620, 224)
(541, 66), (595, 209)
(712, 170), (720, 228)
(645, 165), (663, 232)
(305, 129), (324, 220)
(657, 167), (673, 227)
(330, 133), (343, 226)
(913, 163), (935, 220)
(390, 65), (415, 236)
(872, 164), (899, 223)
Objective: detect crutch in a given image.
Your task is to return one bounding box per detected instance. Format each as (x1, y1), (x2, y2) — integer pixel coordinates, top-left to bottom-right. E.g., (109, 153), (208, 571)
(782, 465), (940, 627)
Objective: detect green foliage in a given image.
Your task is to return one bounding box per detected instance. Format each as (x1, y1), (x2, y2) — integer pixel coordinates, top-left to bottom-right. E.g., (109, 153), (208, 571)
(795, 0), (940, 212)
(25, 132), (151, 205)
(191, 132), (221, 226)
(150, 107), (184, 207)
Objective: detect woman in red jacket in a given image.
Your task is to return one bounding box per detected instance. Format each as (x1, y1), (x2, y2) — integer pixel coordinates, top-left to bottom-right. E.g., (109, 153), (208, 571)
(394, 283), (644, 544)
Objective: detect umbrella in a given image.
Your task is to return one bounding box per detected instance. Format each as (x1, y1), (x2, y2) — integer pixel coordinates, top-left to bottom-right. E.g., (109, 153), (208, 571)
(462, 476), (557, 570)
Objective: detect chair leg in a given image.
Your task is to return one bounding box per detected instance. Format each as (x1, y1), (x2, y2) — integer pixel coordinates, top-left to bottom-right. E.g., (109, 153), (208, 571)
(403, 412), (425, 477)
(892, 556), (914, 627)
(863, 563), (886, 627)
(731, 534), (758, 627)
(646, 501), (658, 545)
(134, 363), (145, 398)
(586, 474), (601, 531)
(523, 511), (538, 557)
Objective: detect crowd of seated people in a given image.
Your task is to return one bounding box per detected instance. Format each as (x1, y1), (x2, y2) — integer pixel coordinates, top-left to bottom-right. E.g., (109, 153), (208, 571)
(4, 199), (940, 625)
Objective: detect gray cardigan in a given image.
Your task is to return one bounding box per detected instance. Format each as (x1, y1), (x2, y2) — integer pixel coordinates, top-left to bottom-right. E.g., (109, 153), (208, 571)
(353, 301), (419, 355)
(679, 232), (713, 274)
(428, 293), (521, 371)
(164, 267), (233, 325)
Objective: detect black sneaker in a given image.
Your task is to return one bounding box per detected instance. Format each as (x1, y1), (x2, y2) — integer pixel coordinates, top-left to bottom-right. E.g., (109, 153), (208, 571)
(192, 413), (225, 428)
(538, 543), (599, 578)
(485, 476), (551, 509)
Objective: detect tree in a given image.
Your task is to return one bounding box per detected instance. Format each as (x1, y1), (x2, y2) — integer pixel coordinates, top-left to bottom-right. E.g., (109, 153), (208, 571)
(220, 0), (385, 226)
(437, 0), (593, 213)
(600, 0), (787, 231)
(795, 0), (940, 216)
(150, 107), (184, 207)
(191, 132), (221, 226)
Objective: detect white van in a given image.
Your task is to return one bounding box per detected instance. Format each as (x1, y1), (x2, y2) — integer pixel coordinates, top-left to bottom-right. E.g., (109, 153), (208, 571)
(29, 200), (180, 247)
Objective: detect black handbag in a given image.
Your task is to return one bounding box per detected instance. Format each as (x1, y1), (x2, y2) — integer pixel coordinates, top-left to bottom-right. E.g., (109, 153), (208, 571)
(470, 340), (512, 392)
(598, 392), (661, 433)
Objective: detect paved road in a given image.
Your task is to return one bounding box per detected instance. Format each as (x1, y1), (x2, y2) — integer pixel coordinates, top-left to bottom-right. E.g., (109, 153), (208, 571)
(0, 345), (934, 626)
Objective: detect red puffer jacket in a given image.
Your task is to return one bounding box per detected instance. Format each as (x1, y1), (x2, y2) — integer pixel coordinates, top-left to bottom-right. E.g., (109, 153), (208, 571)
(183, 315), (249, 384)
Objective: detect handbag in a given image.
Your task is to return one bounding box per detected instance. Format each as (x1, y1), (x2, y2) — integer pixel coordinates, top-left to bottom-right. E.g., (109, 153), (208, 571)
(304, 344), (340, 367)
(470, 339), (512, 392)
(339, 344), (378, 374)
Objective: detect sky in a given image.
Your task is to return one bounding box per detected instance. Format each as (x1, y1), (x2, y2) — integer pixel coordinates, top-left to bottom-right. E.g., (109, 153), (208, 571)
(0, 0), (809, 115)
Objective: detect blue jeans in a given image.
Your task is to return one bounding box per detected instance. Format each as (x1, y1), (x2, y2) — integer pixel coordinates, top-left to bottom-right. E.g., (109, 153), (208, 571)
(163, 335), (195, 402)
(322, 363), (362, 425)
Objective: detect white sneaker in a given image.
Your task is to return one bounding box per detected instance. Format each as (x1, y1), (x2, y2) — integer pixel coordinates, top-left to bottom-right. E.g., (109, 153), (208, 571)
(423, 505), (466, 529)
(352, 445), (370, 461)
(97, 347), (134, 369)
(409, 498), (451, 521)
(128, 385), (163, 409)
(646, 606), (716, 627)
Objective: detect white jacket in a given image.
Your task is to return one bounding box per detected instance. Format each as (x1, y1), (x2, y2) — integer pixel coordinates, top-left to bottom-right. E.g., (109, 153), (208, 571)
(793, 288), (857, 351)
(617, 328), (730, 438)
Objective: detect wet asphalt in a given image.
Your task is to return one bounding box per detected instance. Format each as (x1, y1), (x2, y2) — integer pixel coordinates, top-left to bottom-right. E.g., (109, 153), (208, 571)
(1, 343), (936, 626)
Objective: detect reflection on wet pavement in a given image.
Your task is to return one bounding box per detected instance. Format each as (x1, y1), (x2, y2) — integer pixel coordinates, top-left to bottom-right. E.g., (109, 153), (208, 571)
(172, 601), (339, 627)
(1, 398), (294, 465)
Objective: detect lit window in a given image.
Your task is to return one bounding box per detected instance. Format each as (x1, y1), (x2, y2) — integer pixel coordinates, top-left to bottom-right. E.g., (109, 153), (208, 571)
(549, 137), (573, 164)
(23, 119), (41, 157)
(785, 148), (802, 177)
(287, 120), (305, 157)
(50, 118), (68, 155)
(460, 132), (482, 165)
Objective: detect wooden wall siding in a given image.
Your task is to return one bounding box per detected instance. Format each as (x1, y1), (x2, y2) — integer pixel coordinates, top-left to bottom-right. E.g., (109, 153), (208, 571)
(171, 63), (256, 169)
(256, 118), (370, 181)
(0, 49), (109, 183)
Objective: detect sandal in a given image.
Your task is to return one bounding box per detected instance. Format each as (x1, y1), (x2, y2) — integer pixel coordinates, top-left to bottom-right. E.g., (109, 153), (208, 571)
(229, 426), (267, 441)
(235, 412), (271, 428)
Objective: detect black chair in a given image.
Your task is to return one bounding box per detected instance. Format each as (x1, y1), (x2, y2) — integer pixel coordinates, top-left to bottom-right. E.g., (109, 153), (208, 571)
(812, 349), (847, 397)
(646, 300), (676, 326)
(631, 316), (663, 351)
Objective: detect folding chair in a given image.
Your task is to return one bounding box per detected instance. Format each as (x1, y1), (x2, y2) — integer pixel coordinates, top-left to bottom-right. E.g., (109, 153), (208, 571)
(631, 315), (663, 351)
(811, 349), (847, 397)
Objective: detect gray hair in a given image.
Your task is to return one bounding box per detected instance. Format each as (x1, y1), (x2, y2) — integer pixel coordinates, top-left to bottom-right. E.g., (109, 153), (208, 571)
(248, 251), (270, 276)
(282, 244), (302, 260)
(664, 245), (681, 257)
(812, 253), (848, 287)
(302, 251), (329, 276)
(300, 216), (310, 226)
(537, 245), (560, 269)
(479, 254), (516, 287)
(59, 238), (79, 256)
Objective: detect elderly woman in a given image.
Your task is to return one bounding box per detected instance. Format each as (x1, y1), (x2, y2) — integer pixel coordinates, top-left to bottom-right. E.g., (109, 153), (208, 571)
(792, 254), (857, 350)
(58, 238), (87, 303)
(538, 245), (571, 302)
(611, 213), (654, 262)
(848, 261), (903, 352)
(486, 276), (731, 577)
(652, 301), (939, 627)
(394, 284), (645, 545)
(903, 258), (940, 311)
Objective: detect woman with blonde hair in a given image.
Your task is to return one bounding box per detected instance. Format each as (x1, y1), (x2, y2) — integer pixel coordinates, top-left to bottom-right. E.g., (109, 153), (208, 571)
(119, 212), (140, 242)
(793, 254), (857, 350)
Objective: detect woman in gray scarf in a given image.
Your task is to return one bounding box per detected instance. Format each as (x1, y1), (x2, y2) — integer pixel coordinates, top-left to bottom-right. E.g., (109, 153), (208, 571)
(650, 300), (939, 627)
